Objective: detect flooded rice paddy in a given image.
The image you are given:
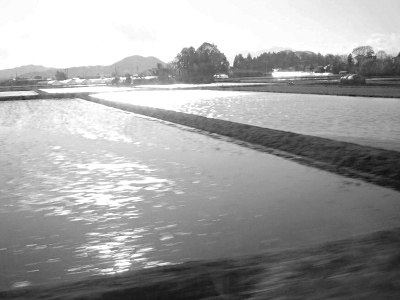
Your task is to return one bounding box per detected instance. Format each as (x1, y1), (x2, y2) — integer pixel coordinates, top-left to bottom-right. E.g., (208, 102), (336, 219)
(1, 98), (400, 289)
(40, 86), (134, 94)
(94, 90), (400, 151)
(0, 91), (38, 97)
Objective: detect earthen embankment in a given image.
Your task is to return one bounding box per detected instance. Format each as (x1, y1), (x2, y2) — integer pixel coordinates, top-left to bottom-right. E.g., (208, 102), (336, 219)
(84, 94), (400, 191)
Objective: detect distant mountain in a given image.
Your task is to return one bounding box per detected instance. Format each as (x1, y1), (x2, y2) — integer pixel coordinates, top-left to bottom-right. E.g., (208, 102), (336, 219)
(0, 55), (166, 80)
(0, 65), (55, 80)
(228, 46), (294, 64)
(63, 55), (165, 78)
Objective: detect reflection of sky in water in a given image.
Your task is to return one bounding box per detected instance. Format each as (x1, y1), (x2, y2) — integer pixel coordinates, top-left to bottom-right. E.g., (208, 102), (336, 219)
(41, 87), (134, 94)
(2, 145), (181, 284)
(0, 99), (250, 288)
(134, 82), (266, 89)
(94, 90), (400, 151)
(0, 91), (38, 97)
(1, 99), (400, 289)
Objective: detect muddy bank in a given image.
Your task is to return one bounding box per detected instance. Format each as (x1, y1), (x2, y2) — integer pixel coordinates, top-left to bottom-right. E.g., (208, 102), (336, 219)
(0, 92), (81, 101)
(206, 84), (400, 98)
(0, 259), (264, 299)
(1, 227), (399, 299)
(85, 95), (400, 191)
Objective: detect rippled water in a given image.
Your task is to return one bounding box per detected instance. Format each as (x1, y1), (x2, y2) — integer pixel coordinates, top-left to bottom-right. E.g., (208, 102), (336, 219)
(1, 99), (400, 289)
(0, 91), (38, 97)
(94, 90), (400, 151)
(40, 86), (134, 94)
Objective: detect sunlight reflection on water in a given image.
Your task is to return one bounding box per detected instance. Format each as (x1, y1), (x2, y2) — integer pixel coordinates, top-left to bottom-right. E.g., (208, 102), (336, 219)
(1, 99), (400, 289)
(1, 140), (183, 284)
(94, 90), (400, 151)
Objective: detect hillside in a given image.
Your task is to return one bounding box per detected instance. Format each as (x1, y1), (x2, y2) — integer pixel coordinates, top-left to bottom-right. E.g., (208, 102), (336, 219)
(0, 65), (55, 80)
(64, 55), (165, 78)
(228, 46), (293, 63)
(0, 56), (166, 80)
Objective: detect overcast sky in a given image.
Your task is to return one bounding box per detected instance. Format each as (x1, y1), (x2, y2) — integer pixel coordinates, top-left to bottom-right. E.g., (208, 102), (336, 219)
(1, 0), (399, 70)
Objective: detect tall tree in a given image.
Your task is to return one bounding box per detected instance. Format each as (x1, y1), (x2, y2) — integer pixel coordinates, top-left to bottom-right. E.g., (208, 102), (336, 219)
(175, 42), (228, 83)
(376, 50), (388, 60)
(175, 46), (197, 80)
(359, 58), (377, 76)
(245, 53), (253, 69)
(124, 73), (132, 85)
(150, 63), (174, 82)
(352, 46), (375, 68)
(347, 54), (354, 71)
(111, 76), (120, 85)
(352, 45), (375, 58)
(233, 54), (245, 69)
(55, 70), (67, 80)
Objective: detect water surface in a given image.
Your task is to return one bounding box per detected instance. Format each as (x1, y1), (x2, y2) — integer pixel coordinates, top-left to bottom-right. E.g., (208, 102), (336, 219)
(94, 90), (400, 151)
(40, 86), (134, 94)
(1, 99), (399, 289)
(0, 91), (38, 97)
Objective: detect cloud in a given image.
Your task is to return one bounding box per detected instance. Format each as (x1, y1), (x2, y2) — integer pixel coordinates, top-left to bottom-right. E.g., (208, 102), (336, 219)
(0, 48), (9, 59)
(366, 33), (400, 55)
(113, 23), (157, 42)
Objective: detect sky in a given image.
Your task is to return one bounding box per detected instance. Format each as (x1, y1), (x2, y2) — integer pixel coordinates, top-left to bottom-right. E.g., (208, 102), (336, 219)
(0, 0), (400, 70)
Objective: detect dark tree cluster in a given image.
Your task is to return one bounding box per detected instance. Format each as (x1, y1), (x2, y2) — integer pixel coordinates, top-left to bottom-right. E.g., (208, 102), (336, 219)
(350, 46), (400, 76)
(55, 70), (67, 80)
(124, 73), (132, 85)
(231, 46), (400, 77)
(149, 63), (175, 82)
(174, 42), (229, 83)
(232, 51), (347, 76)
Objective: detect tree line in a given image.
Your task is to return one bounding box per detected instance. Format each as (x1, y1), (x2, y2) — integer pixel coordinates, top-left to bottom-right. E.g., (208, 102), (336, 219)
(232, 45), (400, 77)
(172, 43), (400, 82)
(2, 42), (399, 86)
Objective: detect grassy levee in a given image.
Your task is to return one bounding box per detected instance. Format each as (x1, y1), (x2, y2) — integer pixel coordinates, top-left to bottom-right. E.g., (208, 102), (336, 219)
(206, 83), (400, 98)
(0, 93), (80, 101)
(0, 259), (265, 299)
(85, 95), (400, 191)
(1, 227), (400, 299)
